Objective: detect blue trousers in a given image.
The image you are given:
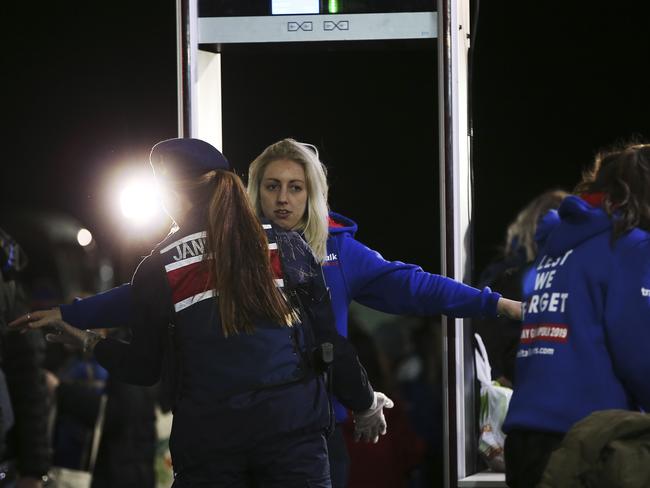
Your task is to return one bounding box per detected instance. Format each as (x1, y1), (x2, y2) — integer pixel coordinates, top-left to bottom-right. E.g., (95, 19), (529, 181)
(172, 430), (331, 488)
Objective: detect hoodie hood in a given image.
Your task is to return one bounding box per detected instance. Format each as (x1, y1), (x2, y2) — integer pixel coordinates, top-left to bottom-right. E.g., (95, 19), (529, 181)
(542, 195), (612, 257)
(534, 209), (561, 247)
(328, 211), (358, 236)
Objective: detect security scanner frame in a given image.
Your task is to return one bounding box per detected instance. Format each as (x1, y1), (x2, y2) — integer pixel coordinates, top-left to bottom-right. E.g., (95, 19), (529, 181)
(176, 1), (506, 486)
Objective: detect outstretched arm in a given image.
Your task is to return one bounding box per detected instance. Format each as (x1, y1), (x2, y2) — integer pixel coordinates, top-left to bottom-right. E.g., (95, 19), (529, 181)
(10, 284), (133, 331)
(342, 236), (521, 319)
(32, 255), (168, 387)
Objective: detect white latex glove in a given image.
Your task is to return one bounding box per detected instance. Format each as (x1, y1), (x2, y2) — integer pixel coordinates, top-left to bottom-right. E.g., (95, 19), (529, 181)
(353, 391), (394, 443)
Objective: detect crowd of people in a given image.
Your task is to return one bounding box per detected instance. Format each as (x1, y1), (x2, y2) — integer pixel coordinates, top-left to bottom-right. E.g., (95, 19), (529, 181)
(2, 136), (649, 488)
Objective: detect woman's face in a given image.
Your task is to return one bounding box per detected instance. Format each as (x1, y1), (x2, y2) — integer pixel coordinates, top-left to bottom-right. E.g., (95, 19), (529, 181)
(259, 158), (308, 230)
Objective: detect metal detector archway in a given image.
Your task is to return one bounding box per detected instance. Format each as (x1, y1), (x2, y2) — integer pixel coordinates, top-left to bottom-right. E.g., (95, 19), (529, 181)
(176, 2), (504, 486)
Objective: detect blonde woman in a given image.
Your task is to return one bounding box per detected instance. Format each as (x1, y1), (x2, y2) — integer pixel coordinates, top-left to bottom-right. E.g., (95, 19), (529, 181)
(247, 138), (522, 487)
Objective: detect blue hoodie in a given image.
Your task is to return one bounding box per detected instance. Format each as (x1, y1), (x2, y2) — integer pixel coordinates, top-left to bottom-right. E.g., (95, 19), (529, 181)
(503, 195), (650, 435)
(325, 212), (501, 420)
(324, 212), (500, 336)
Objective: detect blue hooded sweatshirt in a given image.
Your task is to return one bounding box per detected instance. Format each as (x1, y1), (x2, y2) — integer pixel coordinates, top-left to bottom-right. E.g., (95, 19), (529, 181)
(324, 212), (500, 338)
(324, 212), (501, 420)
(503, 195), (650, 435)
(62, 212), (502, 421)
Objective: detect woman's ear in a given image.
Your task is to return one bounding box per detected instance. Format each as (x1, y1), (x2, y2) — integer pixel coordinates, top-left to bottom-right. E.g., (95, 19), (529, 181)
(160, 186), (192, 222)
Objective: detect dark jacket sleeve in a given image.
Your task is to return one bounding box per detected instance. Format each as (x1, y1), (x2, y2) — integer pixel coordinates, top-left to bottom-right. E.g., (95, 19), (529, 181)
(2, 283), (52, 477)
(282, 230), (374, 412)
(306, 273), (374, 412)
(94, 253), (170, 387)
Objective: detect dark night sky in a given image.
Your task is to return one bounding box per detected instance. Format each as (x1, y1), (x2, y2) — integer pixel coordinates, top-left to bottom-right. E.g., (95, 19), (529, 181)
(3, 1), (650, 287)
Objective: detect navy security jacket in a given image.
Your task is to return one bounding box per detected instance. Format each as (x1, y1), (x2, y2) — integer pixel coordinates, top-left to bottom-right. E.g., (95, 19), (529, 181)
(65, 216), (372, 469)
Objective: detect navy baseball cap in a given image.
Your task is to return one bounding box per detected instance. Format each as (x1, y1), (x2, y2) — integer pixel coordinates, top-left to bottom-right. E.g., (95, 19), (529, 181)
(149, 137), (232, 180)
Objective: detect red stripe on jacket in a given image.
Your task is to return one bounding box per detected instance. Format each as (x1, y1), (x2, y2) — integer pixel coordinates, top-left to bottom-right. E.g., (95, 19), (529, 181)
(167, 261), (210, 305)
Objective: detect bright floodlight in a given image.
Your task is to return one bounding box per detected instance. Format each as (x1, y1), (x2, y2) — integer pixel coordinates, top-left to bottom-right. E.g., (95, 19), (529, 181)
(77, 228), (93, 246)
(119, 179), (161, 223)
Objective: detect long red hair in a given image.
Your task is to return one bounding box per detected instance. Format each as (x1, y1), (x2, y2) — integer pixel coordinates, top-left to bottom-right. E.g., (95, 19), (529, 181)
(175, 170), (297, 336)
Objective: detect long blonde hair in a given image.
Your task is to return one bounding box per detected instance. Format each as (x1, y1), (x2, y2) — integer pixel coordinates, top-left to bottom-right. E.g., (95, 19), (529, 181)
(248, 139), (330, 262)
(174, 170), (297, 336)
(505, 189), (568, 262)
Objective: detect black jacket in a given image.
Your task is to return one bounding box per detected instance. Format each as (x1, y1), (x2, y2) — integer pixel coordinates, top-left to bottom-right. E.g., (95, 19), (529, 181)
(0, 228), (51, 478)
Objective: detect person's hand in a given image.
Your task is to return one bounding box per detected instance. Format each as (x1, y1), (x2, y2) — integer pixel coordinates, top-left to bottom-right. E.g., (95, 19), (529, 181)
(496, 298), (523, 321)
(44, 370), (60, 395)
(16, 476), (43, 488)
(44, 321), (103, 354)
(352, 392), (394, 443)
(9, 308), (62, 331)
